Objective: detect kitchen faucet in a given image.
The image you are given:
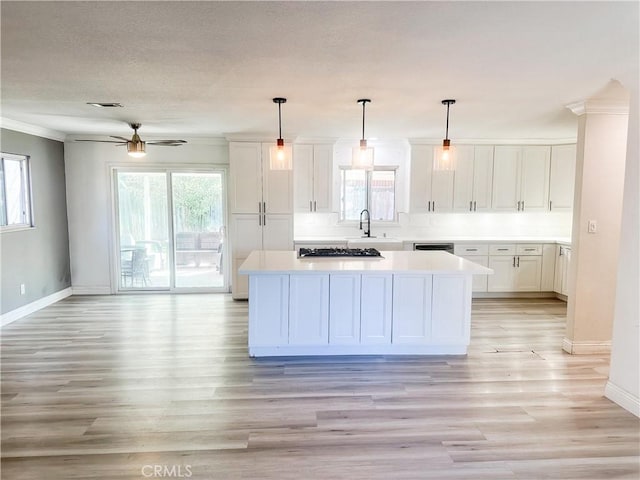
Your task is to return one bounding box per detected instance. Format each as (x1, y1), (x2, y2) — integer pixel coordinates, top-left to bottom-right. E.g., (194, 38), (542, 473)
(359, 209), (371, 237)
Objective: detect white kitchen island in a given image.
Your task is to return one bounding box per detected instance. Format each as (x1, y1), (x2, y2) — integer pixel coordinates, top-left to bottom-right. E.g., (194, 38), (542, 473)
(239, 250), (493, 357)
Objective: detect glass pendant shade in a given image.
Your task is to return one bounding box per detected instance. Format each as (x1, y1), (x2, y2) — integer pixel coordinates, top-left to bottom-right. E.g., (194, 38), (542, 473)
(352, 99), (374, 170)
(269, 139), (293, 170)
(270, 98), (292, 170)
(352, 139), (374, 170)
(434, 139), (456, 171)
(127, 141), (146, 158)
(433, 99), (456, 171)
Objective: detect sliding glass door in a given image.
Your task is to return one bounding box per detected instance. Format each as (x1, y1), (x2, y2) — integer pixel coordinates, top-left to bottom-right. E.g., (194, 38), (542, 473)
(114, 169), (228, 292)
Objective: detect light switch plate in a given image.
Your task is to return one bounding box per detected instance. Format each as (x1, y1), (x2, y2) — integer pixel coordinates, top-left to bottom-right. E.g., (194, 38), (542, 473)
(588, 220), (597, 233)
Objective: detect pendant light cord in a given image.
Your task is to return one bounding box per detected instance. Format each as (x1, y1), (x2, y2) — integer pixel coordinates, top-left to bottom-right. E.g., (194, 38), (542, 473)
(278, 101), (282, 139)
(445, 102), (450, 140)
(361, 101), (366, 141)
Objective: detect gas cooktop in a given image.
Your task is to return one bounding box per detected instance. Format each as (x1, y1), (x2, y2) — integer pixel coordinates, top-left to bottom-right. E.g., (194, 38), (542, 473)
(298, 247), (382, 258)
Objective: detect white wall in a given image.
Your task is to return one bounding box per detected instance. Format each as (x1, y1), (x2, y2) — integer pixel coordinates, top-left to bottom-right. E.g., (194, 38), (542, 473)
(606, 71), (639, 416)
(64, 140), (228, 293)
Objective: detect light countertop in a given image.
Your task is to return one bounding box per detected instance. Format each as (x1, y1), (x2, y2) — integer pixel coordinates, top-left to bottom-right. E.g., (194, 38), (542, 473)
(294, 236), (572, 245)
(239, 250), (494, 275)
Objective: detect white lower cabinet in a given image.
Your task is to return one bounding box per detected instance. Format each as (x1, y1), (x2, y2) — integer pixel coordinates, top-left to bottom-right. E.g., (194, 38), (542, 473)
(289, 274), (329, 345)
(329, 274), (361, 345)
(248, 275), (290, 347)
(360, 274), (393, 345)
(392, 274), (433, 344)
(553, 245), (572, 296)
(432, 275), (471, 343)
(487, 244), (542, 292)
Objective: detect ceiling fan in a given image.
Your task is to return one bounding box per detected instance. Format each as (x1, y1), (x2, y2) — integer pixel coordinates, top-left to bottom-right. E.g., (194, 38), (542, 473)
(76, 123), (186, 157)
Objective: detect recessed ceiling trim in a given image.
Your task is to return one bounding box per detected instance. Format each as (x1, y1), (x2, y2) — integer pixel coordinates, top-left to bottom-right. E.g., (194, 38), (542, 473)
(86, 102), (124, 108)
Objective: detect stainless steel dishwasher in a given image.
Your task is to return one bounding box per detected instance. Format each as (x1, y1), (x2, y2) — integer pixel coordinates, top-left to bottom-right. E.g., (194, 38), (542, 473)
(413, 242), (455, 254)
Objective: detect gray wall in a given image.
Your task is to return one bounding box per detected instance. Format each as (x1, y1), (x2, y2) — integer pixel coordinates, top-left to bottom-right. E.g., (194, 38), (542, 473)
(1, 129), (71, 314)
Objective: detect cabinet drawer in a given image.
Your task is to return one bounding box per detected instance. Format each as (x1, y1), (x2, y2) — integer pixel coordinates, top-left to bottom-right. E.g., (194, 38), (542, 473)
(454, 244), (488, 256)
(516, 244), (542, 255)
(489, 244), (516, 255)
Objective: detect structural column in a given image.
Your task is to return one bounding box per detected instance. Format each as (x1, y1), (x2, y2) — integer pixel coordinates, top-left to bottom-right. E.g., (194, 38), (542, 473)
(564, 80), (629, 354)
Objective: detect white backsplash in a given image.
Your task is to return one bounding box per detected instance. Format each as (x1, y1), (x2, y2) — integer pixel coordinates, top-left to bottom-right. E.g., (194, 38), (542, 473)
(294, 211), (573, 240)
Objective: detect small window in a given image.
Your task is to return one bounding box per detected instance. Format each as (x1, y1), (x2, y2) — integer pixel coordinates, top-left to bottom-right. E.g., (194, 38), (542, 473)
(340, 167), (397, 222)
(1, 153), (33, 229)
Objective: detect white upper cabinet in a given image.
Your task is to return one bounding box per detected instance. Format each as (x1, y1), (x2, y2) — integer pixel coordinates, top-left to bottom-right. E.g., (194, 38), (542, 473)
(293, 144), (333, 213)
(453, 145), (494, 212)
(229, 142), (293, 214)
(409, 144), (454, 213)
(229, 142), (263, 213)
(492, 145), (550, 211)
(549, 144), (577, 211)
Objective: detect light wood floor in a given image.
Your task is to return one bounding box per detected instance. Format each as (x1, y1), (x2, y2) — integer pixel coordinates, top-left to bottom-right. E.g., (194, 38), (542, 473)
(1, 295), (638, 479)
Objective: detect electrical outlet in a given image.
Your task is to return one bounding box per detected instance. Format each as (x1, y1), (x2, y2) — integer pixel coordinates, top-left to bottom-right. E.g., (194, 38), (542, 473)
(20, 284), (26, 295)
(588, 220), (597, 233)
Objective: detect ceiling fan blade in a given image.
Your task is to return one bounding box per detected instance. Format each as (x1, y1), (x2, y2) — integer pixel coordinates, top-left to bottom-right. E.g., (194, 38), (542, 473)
(110, 136), (131, 142)
(76, 139), (126, 144)
(146, 140), (187, 146)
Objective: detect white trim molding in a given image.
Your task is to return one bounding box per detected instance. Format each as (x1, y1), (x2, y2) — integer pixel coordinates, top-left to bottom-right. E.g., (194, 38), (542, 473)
(0, 117), (67, 142)
(71, 286), (112, 295)
(1, 287), (72, 327)
(562, 337), (612, 355)
(605, 381), (640, 417)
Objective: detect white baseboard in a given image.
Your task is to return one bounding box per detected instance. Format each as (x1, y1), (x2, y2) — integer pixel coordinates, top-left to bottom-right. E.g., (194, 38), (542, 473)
(605, 381), (640, 417)
(562, 337), (612, 354)
(1, 287), (73, 327)
(71, 286), (112, 295)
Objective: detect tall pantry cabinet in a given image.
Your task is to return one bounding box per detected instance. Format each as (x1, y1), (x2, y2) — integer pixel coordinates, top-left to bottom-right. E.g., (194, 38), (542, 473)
(229, 142), (293, 299)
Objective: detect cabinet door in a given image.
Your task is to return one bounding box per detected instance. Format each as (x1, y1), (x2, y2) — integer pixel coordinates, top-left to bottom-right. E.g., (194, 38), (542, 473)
(262, 144), (293, 214)
(472, 146), (494, 211)
(289, 275), (329, 345)
(514, 256), (542, 291)
(293, 144), (314, 212)
(431, 170), (455, 212)
(313, 144), (333, 212)
(549, 145), (576, 211)
(329, 274), (361, 345)
(231, 214), (262, 256)
(492, 146), (520, 211)
(360, 274), (393, 345)
(459, 255), (488, 292)
(262, 214), (293, 251)
(520, 146), (550, 211)
(561, 248), (572, 296)
(229, 143), (262, 213)
(487, 256), (516, 292)
(392, 274), (433, 344)
(409, 144), (432, 213)
(248, 275), (289, 346)
(431, 275), (471, 344)
(553, 245), (564, 293)
(452, 145), (475, 212)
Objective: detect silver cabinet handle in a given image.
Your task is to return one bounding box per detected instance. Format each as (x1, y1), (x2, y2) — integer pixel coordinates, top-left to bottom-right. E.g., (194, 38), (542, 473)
(258, 202), (262, 214)
(497, 248), (509, 251)
(432, 201), (435, 211)
(524, 248), (536, 251)
(263, 213), (266, 226)
(314, 200), (317, 211)
(263, 201), (266, 213)
(549, 200), (553, 211)
(513, 256), (516, 267)
(470, 201), (473, 212)
(521, 201), (524, 211)
(309, 200), (313, 212)
(467, 248), (478, 252)
(517, 201), (521, 211)
(473, 201), (477, 211)
(559, 247), (564, 256)
(517, 256), (520, 267)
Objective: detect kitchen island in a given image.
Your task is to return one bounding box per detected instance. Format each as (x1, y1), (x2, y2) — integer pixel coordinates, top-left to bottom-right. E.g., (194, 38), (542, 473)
(239, 250), (493, 357)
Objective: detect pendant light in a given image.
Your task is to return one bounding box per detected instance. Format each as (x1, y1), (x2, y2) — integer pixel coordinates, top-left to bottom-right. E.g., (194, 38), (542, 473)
(269, 97), (292, 170)
(434, 99), (456, 171)
(352, 98), (374, 170)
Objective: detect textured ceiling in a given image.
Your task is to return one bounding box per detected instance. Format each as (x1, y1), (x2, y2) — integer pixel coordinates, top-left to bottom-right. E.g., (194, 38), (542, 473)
(1, 1), (638, 142)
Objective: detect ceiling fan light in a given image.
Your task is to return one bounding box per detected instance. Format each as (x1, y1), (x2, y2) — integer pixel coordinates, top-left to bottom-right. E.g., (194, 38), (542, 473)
(127, 141), (146, 158)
